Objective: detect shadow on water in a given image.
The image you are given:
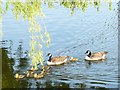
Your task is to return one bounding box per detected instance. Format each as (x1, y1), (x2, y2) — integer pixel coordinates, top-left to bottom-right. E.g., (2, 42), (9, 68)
(2, 48), (28, 88)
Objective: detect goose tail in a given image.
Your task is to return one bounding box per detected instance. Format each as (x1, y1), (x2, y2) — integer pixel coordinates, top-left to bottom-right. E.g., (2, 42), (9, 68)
(67, 56), (78, 61)
(67, 56), (73, 60)
(67, 56), (71, 58)
(70, 57), (74, 60)
(104, 51), (108, 54)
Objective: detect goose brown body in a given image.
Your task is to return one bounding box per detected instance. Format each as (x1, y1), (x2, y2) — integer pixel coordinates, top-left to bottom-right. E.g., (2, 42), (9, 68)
(47, 56), (69, 65)
(85, 50), (108, 60)
(47, 53), (72, 65)
(50, 56), (69, 63)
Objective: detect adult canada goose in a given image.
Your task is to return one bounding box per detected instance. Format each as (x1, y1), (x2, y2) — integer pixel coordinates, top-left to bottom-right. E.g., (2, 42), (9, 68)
(85, 50), (108, 60)
(47, 53), (74, 65)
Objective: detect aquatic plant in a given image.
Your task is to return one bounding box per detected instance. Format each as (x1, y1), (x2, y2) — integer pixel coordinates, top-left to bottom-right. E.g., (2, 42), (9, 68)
(2, 0), (112, 69)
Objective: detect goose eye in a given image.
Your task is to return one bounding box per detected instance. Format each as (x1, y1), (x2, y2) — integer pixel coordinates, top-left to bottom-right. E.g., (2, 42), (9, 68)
(85, 51), (88, 54)
(47, 53), (52, 57)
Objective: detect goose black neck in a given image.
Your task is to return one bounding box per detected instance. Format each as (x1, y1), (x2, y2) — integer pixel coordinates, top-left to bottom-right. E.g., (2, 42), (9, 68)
(48, 56), (52, 61)
(87, 51), (91, 57)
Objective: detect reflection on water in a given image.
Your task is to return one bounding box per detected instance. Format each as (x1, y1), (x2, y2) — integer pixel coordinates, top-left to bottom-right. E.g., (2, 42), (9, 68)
(2, 48), (28, 88)
(2, 2), (119, 89)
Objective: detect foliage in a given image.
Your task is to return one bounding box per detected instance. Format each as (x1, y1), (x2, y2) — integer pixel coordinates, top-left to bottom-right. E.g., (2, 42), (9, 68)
(44, 0), (112, 14)
(2, 0), (112, 69)
(3, 0), (51, 69)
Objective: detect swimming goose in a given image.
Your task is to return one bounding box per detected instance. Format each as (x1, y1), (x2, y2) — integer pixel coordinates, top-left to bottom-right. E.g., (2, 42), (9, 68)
(85, 50), (108, 60)
(70, 57), (78, 62)
(47, 53), (73, 65)
(34, 73), (44, 79)
(30, 66), (37, 71)
(26, 71), (34, 78)
(15, 73), (25, 79)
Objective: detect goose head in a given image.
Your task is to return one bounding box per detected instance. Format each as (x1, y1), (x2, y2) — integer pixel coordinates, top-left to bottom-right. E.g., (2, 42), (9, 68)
(15, 73), (19, 79)
(47, 53), (52, 57)
(47, 53), (52, 61)
(85, 50), (91, 57)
